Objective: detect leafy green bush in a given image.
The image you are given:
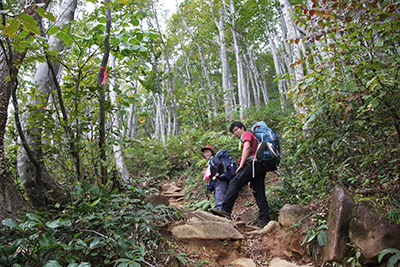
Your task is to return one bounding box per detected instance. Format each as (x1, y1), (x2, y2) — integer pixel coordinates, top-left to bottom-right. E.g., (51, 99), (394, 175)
(0, 182), (177, 266)
(379, 248), (400, 267)
(124, 138), (172, 178)
(274, 0), (400, 216)
(301, 214), (328, 259)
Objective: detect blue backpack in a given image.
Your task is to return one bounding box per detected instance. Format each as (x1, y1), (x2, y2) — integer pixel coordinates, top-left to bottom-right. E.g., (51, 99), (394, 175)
(206, 149), (237, 191)
(251, 121), (281, 171)
(216, 149), (237, 181)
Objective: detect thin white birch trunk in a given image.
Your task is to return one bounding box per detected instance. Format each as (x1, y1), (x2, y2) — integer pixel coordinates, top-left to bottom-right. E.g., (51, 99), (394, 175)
(125, 81), (137, 138)
(109, 55), (129, 182)
(269, 33), (285, 109)
(126, 103), (134, 137)
(206, 0), (234, 120)
(153, 0), (179, 137)
(280, 0), (304, 83)
(258, 61), (270, 104)
(153, 93), (166, 147)
(246, 45), (263, 106)
(277, 12), (295, 84)
(279, 0), (306, 113)
(243, 48), (259, 107)
(230, 0), (247, 118)
(17, 0), (77, 201)
(261, 80), (269, 104)
(275, 36), (290, 97)
(219, 5), (234, 120)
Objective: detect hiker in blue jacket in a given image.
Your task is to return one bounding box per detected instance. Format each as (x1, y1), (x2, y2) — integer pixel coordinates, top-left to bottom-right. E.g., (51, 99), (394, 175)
(201, 146), (228, 210)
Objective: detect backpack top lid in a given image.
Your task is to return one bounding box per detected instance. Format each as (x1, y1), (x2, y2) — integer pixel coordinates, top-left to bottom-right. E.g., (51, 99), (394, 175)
(217, 149), (234, 162)
(251, 121), (275, 143)
(217, 149), (229, 156)
(217, 150), (236, 167)
(251, 121), (271, 133)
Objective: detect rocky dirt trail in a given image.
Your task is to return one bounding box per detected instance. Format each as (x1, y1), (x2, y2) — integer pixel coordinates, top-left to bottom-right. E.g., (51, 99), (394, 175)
(157, 176), (319, 267)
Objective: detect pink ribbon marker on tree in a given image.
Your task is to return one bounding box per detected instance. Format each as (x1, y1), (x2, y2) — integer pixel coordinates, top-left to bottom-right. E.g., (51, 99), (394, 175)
(100, 66), (107, 85)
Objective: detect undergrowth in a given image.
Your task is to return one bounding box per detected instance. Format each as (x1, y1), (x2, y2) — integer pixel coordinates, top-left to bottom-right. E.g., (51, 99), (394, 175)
(0, 181), (179, 266)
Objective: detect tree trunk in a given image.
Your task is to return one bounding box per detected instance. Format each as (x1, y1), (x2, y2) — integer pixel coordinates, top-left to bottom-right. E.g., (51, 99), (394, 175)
(244, 44), (261, 106)
(214, 0), (234, 121)
(279, 0), (306, 114)
(205, 0), (235, 121)
(126, 82), (137, 138)
(269, 33), (285, 109)
(230, 0), (247, 118)
(0, 2), (40, 220)
(152, 0), (179, 137)
(108, 54), (130, 182)
(96, 1), (111, 185)
(153, 92), (167, 147)
(17, 0), (77, 208)
(0, 52), (29, 219)
(277, 10), (295, 85)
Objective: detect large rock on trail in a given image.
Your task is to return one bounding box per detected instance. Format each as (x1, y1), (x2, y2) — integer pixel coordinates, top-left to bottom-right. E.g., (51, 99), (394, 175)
(144, 194), (170, 206)
(170, 221), (244, 240)
(166, 184), (182, 193)
(169, 209), (243, 240)
(229, 257), (256, 267)
(186, 210), (235, 225)
(349, 202), (400, 264)
(323, 186), (355, 263)
(268, 258), (313, 267)
(278, 204), (308, 226)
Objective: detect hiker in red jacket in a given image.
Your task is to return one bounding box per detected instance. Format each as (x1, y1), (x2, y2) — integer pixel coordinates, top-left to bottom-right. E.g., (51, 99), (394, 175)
(201, 146), (228, 211)
(210, 122), (270, 228)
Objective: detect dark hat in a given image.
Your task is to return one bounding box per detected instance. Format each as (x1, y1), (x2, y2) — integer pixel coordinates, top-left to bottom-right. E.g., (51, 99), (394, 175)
(201, 145), (214, 153)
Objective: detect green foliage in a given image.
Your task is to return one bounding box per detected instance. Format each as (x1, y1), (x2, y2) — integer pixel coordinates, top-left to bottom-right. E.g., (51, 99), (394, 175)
(244, 99), (289, 131)
(379, 248), (400, 267)
(346, 249), (362, 267)
(244, 200), (254, 207)
(124, 138), (172, 178)
(387, 197), (400, 224)
(196, 260), (210, 266)
(270, 0), (400, 221)
(265, 184), (285, 221)
(0, 183), (177, 266)
(301, 214), (328, 259)
(3, 0), (155, 188)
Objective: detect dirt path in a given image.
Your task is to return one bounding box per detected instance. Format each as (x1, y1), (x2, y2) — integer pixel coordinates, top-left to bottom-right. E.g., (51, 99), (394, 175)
(159, 178), (318, 267)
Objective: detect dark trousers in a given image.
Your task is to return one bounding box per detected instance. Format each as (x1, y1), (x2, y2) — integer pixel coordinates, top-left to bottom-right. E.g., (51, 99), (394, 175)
(222, 161), (270, 221)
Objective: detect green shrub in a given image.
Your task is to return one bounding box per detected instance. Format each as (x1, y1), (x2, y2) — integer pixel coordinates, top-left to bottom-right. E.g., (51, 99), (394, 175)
(0, 182), (177, 266)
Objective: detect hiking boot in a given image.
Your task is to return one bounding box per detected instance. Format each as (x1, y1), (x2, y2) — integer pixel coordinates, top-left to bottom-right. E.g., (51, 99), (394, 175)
(210, 208), (231, 219)
(257, 219), (270, 228)
(255, 141), (267, 160)
(266, 142), (277, 159)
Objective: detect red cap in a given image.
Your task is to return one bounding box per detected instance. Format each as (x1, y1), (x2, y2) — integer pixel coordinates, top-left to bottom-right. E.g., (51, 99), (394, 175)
(201, 146), (214, 153)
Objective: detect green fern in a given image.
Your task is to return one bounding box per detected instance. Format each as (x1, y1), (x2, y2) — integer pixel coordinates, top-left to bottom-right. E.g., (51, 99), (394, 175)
(378, 248), (400, 267)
